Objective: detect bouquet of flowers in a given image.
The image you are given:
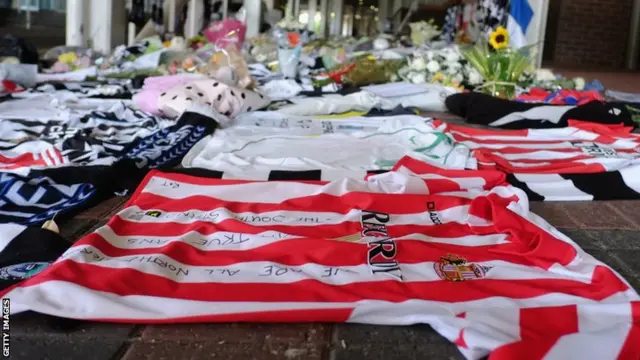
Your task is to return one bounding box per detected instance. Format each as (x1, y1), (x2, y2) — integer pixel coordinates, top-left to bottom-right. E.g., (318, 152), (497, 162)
(528, 69), (587, 91)
(310, 56), (404, 87)
(396, 46), (484, 90)
(48, 51), (93, 73)
(99, 36), (164, 71)
(462, 26), (536, 99)
(272, 11), (311, 78)
(409, 20), (441, 46)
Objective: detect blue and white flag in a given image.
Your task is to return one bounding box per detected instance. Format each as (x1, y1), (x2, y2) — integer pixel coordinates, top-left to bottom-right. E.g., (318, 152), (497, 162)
(507, 0), (535, 48)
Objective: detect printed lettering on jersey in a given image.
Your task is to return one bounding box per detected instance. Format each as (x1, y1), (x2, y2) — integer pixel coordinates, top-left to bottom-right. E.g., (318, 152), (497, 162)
(571, 142), (618, 158)
(427, 201), (442, 225)
(321, 121), (335, 133)
(360, 210), (403, 280)
(41, 124), (82, 141)
(0, 262), (49, 280)
(434, 254), (491, 282)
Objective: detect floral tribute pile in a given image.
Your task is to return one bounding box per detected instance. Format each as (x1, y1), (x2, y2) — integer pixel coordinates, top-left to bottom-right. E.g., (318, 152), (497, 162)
(397, 46), (484, 90)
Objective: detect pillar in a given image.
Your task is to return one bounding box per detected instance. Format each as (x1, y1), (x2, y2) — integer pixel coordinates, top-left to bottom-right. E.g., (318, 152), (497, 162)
(167, 0), (176, 34)
(378, 0), (388, 33)
(65, 0), (85, 47)
(318, 0), (329, 37)
(89, 0), (126, 54)
(392, 0), (402, 15)
(308, 0), (317, 31)
(222, 0), (229, 19)
(185, 0), (205, 39)
(293, 0), (301, 18)
(627, 0), (640, 69)
(244, 0), (262, 38)
(285, 0), (293, 20)
(330, 0), (343, 36)
(264, 0), (274, 10)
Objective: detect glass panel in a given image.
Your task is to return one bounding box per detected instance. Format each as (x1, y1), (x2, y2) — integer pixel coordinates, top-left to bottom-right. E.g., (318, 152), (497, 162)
(51, 0), (66, 12)
(19, 0), (40, 11)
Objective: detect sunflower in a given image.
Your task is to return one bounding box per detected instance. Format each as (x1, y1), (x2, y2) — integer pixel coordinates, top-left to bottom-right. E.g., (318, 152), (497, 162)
(489, 26), (509, 50)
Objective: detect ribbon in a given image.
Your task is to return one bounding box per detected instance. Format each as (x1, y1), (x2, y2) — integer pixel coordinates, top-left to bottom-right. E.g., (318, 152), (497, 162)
(318, 63), (356, 84)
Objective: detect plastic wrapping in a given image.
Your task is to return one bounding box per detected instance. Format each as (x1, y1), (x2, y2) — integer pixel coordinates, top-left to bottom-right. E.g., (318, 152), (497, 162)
(44, 47), (96, 73)
(99, 36), (164, 71)
(42, 46), (97, 61)
(277, 47), (301, 78)
(199, 46), (254, 88)
(271, 26), (309, 78)
(248, 34), (278, 63)
(203, 19), (247, 51)
(0, 64), (37, 88)
(319, 46), (347, 70)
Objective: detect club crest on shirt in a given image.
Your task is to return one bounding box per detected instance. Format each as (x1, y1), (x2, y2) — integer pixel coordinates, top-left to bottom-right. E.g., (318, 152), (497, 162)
(0, 262), (50, 281)
(434, 254), (491, 282)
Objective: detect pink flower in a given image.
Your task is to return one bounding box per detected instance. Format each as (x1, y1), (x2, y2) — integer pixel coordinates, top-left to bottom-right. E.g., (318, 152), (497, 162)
(73, 56), (92, 68)
(49, 61), (71, 73)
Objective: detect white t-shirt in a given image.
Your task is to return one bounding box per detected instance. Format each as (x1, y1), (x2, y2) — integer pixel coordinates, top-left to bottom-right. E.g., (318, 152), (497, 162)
(182, 118), (475, 179)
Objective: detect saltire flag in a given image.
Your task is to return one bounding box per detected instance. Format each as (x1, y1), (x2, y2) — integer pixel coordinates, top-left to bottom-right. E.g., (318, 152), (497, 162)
(506, 0), (535, 48)
(2, 157), (640, 359)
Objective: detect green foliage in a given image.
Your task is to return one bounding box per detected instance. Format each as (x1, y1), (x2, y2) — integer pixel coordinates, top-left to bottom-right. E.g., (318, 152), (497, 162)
(462, 42), (537, 98)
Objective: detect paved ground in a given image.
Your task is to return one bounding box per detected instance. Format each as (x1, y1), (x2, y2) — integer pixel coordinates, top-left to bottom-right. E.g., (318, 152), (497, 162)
(9, 72), (640, 359)
(553, 68), (640, 93)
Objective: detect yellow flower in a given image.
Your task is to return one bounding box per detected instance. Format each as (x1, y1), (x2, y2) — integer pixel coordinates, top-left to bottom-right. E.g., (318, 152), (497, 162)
(432, 72), (444, 82)
(489, 26), (509, 50)
(58, 52), (78, 64)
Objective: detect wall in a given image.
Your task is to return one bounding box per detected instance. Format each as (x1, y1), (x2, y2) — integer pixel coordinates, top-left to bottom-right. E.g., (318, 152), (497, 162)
(552, 0), (634, 68)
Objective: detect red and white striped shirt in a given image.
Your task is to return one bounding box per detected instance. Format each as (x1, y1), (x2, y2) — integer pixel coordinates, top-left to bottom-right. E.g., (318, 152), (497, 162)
(433, 120), (640, 174)
(3, 159), (639, 359)
(0, 146), (68, 174)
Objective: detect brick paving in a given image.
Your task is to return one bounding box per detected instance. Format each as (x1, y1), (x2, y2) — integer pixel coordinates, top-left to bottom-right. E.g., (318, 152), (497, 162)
(10, 72), (640, 359)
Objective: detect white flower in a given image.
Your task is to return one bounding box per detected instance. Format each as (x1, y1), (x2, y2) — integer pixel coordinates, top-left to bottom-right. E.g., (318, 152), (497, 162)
(452, 73), (464, 84)
(398, 66), (410, 76)
(467, 68), (483, 85)
(373, 38), (390, 50)
(535, 69), (556, 82)
(409, 72), (427, 84)
(445, 51), (460, 63)
(426, 60), (440, 73)
(425, 50), (435, 60)
(574, 77), (585, 90)
(445, 62), (462, 75)
(410, 57), (428, 71)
